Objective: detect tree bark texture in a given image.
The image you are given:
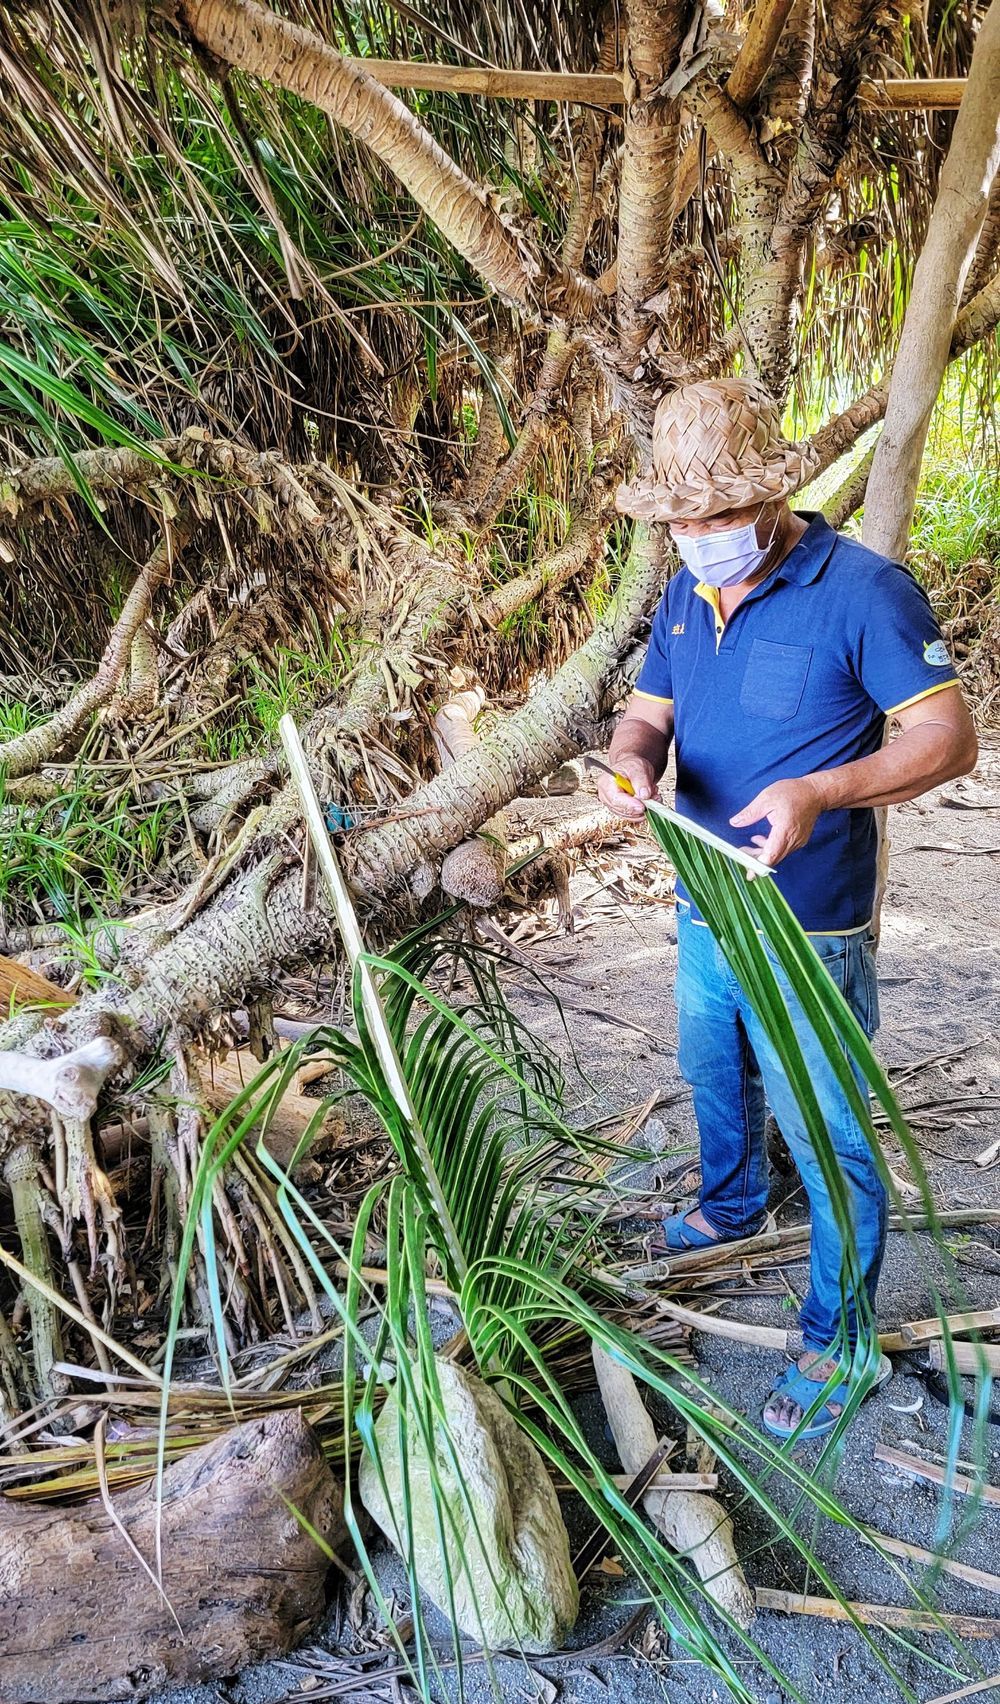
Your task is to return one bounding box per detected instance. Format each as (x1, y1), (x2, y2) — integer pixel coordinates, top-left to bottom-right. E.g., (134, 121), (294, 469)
(178, 0), (603, 323)
(671, 0), (798, 214)
(0, 1410), (345, 1704)
(616, 0), (692, 360)
(863, 0), (1000, 561)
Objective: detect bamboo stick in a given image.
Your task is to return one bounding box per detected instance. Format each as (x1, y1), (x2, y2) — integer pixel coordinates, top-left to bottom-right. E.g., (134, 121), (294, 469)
(555, 1469), (719, 1492)
(342, 61), (969, 111)
(756, 1587), (1000, 1638)
(926, 1340), (1000, 1376)
(877, 1307), (1000, 1353)
(874, 1444), (1000, 1505)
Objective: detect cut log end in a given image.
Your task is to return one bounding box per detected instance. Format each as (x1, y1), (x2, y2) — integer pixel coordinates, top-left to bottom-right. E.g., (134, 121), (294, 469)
(0, 1410), (347, 1704)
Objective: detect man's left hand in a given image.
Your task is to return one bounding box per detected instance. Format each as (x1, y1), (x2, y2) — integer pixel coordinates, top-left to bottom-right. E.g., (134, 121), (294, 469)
(730, 777), (825, 867)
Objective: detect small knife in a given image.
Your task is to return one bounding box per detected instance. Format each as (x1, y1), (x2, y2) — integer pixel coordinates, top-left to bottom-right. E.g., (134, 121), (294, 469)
(583, 754), (637, 796)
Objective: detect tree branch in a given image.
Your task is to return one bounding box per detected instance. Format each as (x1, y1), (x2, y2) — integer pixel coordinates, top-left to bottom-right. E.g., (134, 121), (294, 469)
(808, 262), (1000, 479)
(0, 434), (323, 524)
(672, 0), (798, 215)
(0, 514), (195, 781)
(477, 494), (611, 628)
(177, 0), (604, 324)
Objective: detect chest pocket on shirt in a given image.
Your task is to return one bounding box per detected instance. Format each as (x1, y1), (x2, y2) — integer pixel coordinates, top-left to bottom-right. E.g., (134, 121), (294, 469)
(739, 638), (813, 721)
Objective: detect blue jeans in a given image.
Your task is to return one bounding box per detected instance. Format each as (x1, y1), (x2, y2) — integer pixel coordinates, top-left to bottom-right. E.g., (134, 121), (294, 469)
(674, 905), (887, 1354)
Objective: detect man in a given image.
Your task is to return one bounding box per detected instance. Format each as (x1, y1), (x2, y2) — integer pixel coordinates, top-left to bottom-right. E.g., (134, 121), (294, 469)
(601, 377), (977, 1440)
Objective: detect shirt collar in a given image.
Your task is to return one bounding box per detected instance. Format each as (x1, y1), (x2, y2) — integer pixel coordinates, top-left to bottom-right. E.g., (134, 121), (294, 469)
(772, 510), (838, 586)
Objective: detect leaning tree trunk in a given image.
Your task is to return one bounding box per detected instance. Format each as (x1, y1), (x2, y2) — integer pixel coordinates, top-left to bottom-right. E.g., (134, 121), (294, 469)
(176, 0), (602, 323)
(859, 1), (1000, 933)
(863, 0), (1000, 560)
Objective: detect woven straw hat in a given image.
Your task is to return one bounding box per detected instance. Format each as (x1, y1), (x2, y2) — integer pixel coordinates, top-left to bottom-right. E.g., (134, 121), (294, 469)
(616, 376), (819, 523)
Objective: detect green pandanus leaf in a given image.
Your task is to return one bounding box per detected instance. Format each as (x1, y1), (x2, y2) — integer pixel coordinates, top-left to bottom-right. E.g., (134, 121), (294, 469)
(643, 802), (989, 1472)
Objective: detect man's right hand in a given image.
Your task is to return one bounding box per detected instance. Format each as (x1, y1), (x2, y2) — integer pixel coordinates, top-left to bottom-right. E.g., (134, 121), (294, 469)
(595, 757), (658, 821)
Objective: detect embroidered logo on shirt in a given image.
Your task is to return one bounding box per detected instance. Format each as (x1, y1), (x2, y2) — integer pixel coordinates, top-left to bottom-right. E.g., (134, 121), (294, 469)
(672, 622), (685, 635)
(923, 639), (951, 667)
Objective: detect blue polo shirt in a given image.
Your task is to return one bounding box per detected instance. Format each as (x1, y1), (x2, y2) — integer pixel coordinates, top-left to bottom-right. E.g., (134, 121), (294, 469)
(634, 512), (960, 931)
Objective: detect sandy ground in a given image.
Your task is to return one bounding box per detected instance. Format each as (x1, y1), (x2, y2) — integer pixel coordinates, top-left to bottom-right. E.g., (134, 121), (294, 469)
(151, 738), (1000, 1704)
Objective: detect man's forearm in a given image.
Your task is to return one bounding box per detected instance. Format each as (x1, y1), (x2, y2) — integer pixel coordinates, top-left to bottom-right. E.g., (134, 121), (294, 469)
(807, 720), (976, 813)
(608, 717), (672, 780)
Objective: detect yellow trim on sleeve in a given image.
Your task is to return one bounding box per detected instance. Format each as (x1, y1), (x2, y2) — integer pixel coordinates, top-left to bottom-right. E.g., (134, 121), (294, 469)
(634, 688), (674, 704)
(885, 678), (961, 716)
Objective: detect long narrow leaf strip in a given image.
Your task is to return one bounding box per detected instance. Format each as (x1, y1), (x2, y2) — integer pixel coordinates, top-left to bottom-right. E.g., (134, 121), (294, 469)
(643, 805), (990, 1453)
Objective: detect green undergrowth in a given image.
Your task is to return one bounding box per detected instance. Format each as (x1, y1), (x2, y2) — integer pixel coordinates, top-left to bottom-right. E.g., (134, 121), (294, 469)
(155, 815), (994, 1704)
(0, 775), (185, 946)
(906, 456), (1000, 608)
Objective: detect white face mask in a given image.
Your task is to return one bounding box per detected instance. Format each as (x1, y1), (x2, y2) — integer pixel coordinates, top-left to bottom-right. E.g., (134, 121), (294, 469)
(671, 507), (779, 588)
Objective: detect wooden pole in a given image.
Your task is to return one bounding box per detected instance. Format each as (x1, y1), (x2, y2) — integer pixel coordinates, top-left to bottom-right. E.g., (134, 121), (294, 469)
(756, 1587), (1000, 1639)
(343, 61), (969, 111)
(874, 1444), (1000, 1506)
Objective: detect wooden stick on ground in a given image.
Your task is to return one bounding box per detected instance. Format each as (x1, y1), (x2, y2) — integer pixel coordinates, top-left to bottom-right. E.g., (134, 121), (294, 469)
(650, 1299), (1000, 1358)
(755, 1587), (1000, 1639)
(926, 1674), (1000, 1704)
(0, 955), (73, 1011)
(878, 1307), (1000, 1352)
(864, 1527), (1000, 1597)
(874, 1444), (1000, 1505)
(592, 1343), (755, 1628)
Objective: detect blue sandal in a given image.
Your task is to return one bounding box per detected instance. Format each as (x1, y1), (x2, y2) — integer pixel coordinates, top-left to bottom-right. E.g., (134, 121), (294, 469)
(763, 1354), (892, 1441)
(651, 1209), (770, 1255)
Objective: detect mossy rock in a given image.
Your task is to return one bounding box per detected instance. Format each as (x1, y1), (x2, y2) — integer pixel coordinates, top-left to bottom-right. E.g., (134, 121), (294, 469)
(359, 1357), (579, 1651)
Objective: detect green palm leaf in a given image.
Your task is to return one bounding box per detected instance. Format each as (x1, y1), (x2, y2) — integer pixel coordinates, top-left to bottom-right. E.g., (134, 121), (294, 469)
(155, 734), (990, 1702)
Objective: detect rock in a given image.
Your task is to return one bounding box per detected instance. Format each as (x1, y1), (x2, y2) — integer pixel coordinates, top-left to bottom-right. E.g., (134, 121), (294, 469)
(359, 1358), (579, 1651)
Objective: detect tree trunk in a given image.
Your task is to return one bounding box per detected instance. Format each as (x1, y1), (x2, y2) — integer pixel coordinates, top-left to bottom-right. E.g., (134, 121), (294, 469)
(0, 528), (669, 1118)
(0, 1410), (346, 1704)
(863, 0), (1000, 561)
(616, 0), (692, 360)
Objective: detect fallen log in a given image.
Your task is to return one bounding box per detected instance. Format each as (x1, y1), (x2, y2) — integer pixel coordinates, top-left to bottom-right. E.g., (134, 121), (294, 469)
(0, 1410), (346, 1704)
(925, 1339), (1000, 1376)
(592, 1343), (755, 1628)
(201, 1047), (346, 1169)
